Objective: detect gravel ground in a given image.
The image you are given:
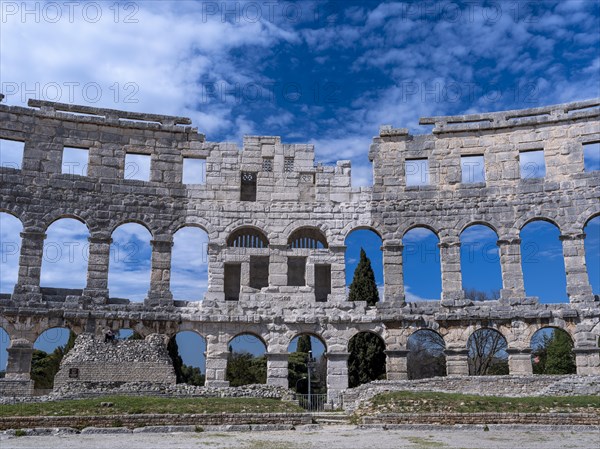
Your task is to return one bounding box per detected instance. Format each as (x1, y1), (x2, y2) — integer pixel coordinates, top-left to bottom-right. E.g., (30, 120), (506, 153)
(1, 425), (599, 449)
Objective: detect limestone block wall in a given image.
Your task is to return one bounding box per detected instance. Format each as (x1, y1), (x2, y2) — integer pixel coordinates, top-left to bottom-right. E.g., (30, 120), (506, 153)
(0, 96), (598, 401)
(53, 333), (176, 389)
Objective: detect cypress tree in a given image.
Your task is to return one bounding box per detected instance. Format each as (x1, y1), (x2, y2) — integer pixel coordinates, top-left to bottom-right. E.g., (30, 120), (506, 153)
(348, 248), (379, 306)
(544, 329), (576, 374)
(297, 335), (312, 354)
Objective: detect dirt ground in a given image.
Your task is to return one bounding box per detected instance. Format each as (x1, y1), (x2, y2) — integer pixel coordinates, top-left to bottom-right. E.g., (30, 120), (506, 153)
(1, 425), (599, 449)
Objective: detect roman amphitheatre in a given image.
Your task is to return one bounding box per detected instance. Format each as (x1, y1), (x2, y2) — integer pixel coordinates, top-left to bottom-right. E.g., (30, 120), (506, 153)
(0, 96), (598, 444)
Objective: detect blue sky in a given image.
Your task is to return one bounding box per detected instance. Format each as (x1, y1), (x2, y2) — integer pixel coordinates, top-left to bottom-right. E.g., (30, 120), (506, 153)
(0, 1), (599, 370)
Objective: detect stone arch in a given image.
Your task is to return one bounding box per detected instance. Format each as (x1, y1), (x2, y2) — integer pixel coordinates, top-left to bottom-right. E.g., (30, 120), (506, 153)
(288, 227), (328, 249)
(348, 330), (387, 387)
(110, 219), (155, 238)
(401, 223), (440, 240)
(339, 220), (384, 244)
(459, 223), (502, 297)
(402, 226), (442, 301)
(281, 220), (331, 247)
(227, 226), (269, 248)
(467, 327), (509, 376)
(576, 208), (600, 232)
(226, 332), (268, 386)
(170, 330), (207, 385)
(222, 219), (272, 246)
(288, 332), (328, 352)
(407, 328), (447, 380)
(530, 326), (576, 375)
(173, 219), (217, 241)
(0, 211), (23, 293)
(228, 331), (268, 350)
(516, 215), (563, 234)
(458, 220), (500, 236)
(42, 213), (90, 232)
(171, 225), (210, 301)
(0, 208), (23, 223)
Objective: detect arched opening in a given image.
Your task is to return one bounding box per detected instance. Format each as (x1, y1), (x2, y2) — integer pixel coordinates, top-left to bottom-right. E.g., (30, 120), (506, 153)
(467, 328), (508, 376)
(41, 218), (89, 289)
(171, 227), (209, 301)
(226, 333), (267, 386)
(0, 213), (22, 294)
(108, 223), (152, 302)
(531, 327), (576, 374)
(345, 229), (382, 303)
(287, 334), (327, 394)
(348, 332), (386, 387)
(460, 224), (501, 300)
(227, 227), (269, 248)
(32, 327), (76, 390)
(402, 227), (441, 301)
(288, 227), (328, 249)
(168, 331), (206, 386)
(407, 329), (446, 380)
(584, 216), (600, 294)
(0, 327), (9, 378)
(520, 220), (567, 303)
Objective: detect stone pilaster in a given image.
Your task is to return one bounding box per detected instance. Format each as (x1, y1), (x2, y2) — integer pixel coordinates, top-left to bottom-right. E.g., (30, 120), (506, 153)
(205, 243), (224, 301)
(382, 242), (404, 303)
(5, 339), (34, 381)
(574, 348), (600, 376)
(204, 351), (230, 387)
(560, 233), (594, 303)
(266, 352), (289, 388)
(497, 238), (528, 303)
(444, 348), (469, 375)
(12, 230), (46, 302)
(268, 244), (288, 288)
(326, 352), (349, 406)
(385, 349), (408, 380)
(439, 240), (466, 306)
(83, 236), (112, 304)
(146, 238), (174, 306)
(329, 244), (347, 301)
(507, 348), (533, 375)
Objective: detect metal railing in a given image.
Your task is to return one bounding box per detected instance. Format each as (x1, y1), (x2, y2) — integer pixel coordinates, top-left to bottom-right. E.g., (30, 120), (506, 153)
(295, 393), (328, 412)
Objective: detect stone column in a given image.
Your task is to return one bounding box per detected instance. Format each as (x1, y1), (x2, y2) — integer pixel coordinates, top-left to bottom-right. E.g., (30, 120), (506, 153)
(266, 352), (289, 388)
(439, 240), (466, 306)
(5, 339), (34, 381)
(83, 236), (112, 304)
(146, 238), (174, 306)
(497, 238), (527, 302)
(560, 233), (594, 303)
(444, 349), (469, 375)
(574, 348), (600, 376)
(204, 351), (230, 387)
(382, 242), (404, 303)
(507, 348), (533, 375)
(385, 350), (408, 380)
(329, 244), (347, 301)
(326, 352), (349, 406)
(12, 230), (46, 302)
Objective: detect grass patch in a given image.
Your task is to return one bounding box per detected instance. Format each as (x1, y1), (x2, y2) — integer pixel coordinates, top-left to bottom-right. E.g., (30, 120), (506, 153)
(362, 391), (600, 415)
(0, 396), (303, 417)
(406, 436), (447, 447)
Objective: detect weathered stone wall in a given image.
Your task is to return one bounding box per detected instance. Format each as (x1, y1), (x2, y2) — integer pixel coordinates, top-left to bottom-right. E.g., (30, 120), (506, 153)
(0, 97), (598, 402)
(343, 375), (600, 412)
(53, 334), (176, 389)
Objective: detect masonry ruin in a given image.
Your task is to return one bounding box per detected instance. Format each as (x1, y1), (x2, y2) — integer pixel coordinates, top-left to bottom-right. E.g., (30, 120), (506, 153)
(0, 96), (599, 404)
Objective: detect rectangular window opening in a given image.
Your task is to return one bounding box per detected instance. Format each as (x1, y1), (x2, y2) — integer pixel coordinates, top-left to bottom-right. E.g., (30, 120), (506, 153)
(262, 157), (273, 172)
(240, 171), (257, 201)
(284, 157), (294, 173)
(183, 157), (206, 184)
(62, 147), (89, 176)
(405, 158), (430, 186)
(314, 264), (331, 302)
(249, 256), (269, 290)
(0, 138), (25, 170)
(461, 155), (485, 183)
(519, 149), (546, 179)
(224, 263), (241, 301)
(125, 153), (151, 181)
(287, 256), (306, 287)
(584, 142), (600, 172)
